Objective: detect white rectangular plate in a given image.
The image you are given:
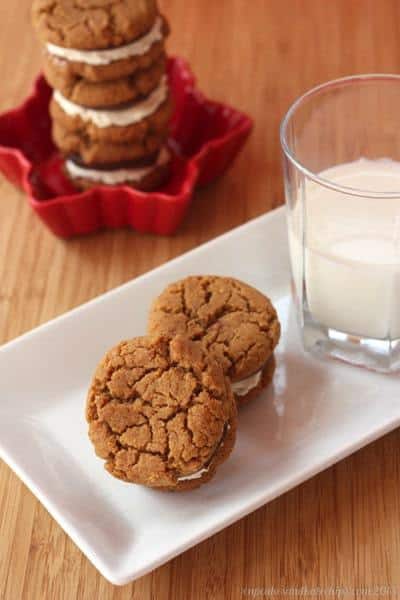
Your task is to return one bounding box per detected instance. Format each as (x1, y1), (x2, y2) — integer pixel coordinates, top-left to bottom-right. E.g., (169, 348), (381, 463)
(1, 208), (399, 585)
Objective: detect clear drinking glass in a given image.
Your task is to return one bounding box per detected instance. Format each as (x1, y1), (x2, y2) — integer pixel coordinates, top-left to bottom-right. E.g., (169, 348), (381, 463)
(280, 75), (400, 372)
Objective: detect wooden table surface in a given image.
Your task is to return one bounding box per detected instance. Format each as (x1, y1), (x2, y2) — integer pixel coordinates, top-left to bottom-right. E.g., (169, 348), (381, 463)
(1, 1), (400, 599)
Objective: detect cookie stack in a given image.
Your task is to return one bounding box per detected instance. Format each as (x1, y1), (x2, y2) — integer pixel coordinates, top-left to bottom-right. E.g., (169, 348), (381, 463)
(86, 276), (281, 491)
(32, 0), (172, 191)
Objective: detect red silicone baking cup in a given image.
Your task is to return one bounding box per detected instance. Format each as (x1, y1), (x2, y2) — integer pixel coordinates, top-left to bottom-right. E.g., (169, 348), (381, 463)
(0, 57), (253, 237)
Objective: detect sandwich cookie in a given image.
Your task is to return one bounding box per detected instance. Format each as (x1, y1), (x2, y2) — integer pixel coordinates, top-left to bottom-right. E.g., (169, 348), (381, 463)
(32, 0), (168, 106)
(148, 276), (281, 406)
(32, 0), (159, 50)
(86, 335), (237, 491)
(51, 75), (172, 164)
(43, 16), (169, 84)
(65, 146), (171, 191)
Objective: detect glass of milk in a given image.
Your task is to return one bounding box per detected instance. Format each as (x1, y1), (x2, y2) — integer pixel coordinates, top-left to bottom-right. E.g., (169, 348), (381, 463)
(280, 75), (400, 372)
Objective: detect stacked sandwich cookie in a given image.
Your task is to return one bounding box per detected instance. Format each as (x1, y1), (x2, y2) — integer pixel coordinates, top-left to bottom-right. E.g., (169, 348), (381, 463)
(32, 0), (172, 191)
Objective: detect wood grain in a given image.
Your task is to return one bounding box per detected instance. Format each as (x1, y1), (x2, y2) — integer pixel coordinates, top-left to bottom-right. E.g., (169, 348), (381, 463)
(1, 1), (400, 598)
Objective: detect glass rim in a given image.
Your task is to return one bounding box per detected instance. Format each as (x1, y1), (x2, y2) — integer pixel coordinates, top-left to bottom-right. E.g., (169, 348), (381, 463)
(280, 73), (400, 199)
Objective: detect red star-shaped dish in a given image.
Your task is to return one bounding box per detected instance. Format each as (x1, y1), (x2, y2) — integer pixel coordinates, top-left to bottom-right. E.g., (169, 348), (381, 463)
(0, 58), (253, 238)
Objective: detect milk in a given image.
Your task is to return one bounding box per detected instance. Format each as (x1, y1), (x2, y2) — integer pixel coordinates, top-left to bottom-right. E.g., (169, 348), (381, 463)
(288, 159), (400, 340)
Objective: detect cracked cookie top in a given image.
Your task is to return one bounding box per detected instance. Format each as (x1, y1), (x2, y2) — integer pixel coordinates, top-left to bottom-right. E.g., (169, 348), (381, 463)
(86, 335), (237, 490)
(148, 276), (281, 382)
(32, 0), (159, 50)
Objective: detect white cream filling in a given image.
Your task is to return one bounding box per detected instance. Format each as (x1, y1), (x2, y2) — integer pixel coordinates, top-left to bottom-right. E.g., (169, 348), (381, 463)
(178, 467), (209, 482)
(53, 75), (168, 128)
(231, 370), (262, 397)
(46, 17), (163, 66)
(65, 147), (170, 185)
